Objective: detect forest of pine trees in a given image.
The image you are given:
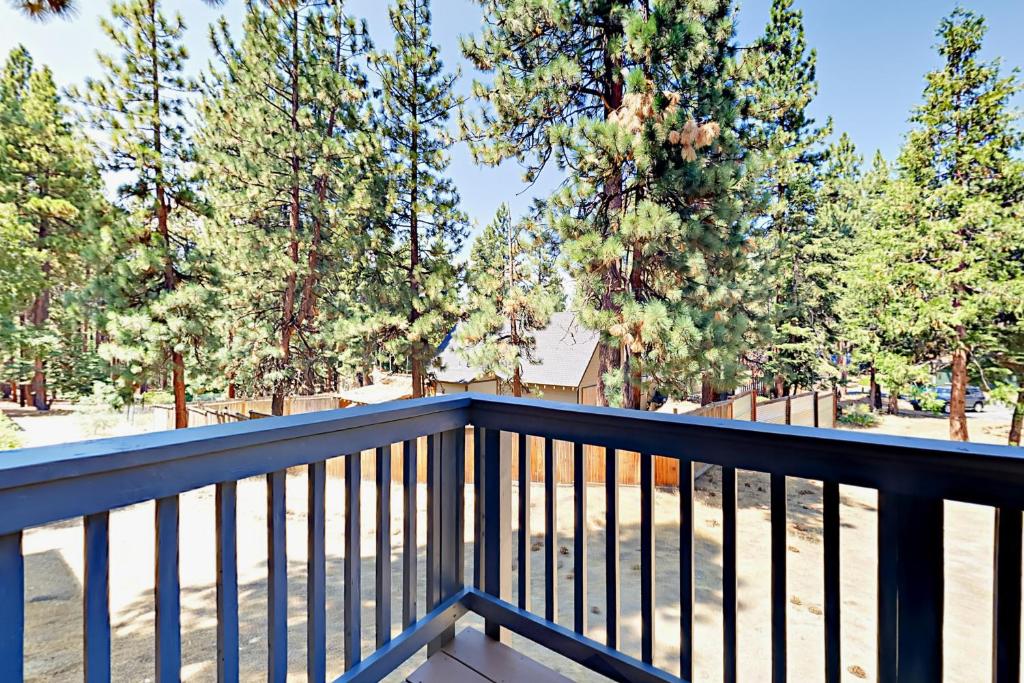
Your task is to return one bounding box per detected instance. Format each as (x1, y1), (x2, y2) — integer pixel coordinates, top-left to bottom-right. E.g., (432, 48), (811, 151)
(1, 1), (1022, 443)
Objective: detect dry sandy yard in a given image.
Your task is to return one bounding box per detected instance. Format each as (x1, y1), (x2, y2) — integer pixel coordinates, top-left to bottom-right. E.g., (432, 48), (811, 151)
(7, 401), (1016, 682)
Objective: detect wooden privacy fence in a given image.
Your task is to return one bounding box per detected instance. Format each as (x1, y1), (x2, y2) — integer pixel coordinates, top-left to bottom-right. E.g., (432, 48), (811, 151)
(686, 389), (837, 428)
(655, 389), (839, 485)
(153, 393), (345, 430)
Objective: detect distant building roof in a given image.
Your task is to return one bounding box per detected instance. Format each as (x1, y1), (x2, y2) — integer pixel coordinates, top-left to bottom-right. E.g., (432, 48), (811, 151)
(434, 311), (600, 389)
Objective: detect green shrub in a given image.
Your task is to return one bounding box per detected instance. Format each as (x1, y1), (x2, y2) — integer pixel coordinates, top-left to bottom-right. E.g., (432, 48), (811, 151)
(909, 387), (946, 414)
(838, 404), (881, 428)
(0, 413), (22, 450)
(141, 389), (174, 406)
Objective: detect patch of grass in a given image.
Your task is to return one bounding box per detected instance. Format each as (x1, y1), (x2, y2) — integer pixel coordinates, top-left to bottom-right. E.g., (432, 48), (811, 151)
(0, 413), (22, 450)
(838, 404), (880, 428)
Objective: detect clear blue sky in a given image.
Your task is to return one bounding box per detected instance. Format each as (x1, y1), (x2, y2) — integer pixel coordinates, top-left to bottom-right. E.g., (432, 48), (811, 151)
(2, 0), (1021, 247)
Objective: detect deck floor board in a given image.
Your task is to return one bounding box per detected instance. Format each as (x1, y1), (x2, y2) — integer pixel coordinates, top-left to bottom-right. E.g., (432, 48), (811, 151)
(407, 628), (573, 683)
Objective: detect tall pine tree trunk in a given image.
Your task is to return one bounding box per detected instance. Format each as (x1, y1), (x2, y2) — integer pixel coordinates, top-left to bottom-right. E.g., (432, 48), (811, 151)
(297, 21), (341, 356)
(157, 188), (185, 428)
(29, 208), (50, 411)
(623, 247), (643, 410)
(701, 376), (714, 406)
(868, 364), (881, 412)
(409, 65), (424, 399)
(149, 0), (186, 429)
(596, 14), (624, 408)
(1009, 388), (1024, 447)
(839, 342), (848, 394)
(774, 373), (786, 399)
(949, 343), (969, 441)
(29, 274), (50, 410)
(274, 9), (301, 418)
(508, 233), (522, 399)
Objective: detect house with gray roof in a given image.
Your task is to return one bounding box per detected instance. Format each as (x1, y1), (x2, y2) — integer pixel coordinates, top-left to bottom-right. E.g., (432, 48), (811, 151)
(433, 311), (603, 405)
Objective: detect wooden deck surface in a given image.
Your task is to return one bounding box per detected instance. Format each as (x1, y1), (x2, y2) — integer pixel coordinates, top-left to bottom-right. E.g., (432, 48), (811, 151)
(407, 628), (573, 683)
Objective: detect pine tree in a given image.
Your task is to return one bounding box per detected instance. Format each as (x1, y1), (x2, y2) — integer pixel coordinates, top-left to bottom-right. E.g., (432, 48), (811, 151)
(748, 0), (834, 396)
(841, 153), (925, 413)
(816, 133), (862, 389)
(198, 0), (378, 413)
(462, 0), (628, 406)
(455, 203), (562, 396)
(464, 0), (762, 408)
(371, 0), (466, 398)
(0, 46), (104, 410)
(8, 0), (74, 19)
(72, 0), (213, 427)
(895, 8), (1023, 440)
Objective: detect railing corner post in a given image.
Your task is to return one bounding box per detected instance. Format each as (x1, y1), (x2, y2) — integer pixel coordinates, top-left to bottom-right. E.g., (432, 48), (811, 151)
(428, 428), (466, 656)
(480, 427), (510, 642)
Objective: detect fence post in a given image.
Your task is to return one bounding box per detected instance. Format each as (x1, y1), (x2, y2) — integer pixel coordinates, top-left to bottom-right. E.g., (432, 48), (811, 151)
(813, 391), (820, 428)
(480, 427), (510, 642)
(750, 390), (757, 422)
(877, 492), (944, 681)
(785, 395), (792, 425)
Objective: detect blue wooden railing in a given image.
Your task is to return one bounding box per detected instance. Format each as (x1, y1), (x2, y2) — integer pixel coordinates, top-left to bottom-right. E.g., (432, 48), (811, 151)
(1, 393), (1023, 682)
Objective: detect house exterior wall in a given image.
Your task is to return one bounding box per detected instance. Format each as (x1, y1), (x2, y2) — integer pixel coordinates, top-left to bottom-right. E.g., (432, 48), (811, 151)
(436, 378), (580, 404)
(436, 379), (499, 396)
(578, 347), (602, 406)
(526, 385), (577, 403)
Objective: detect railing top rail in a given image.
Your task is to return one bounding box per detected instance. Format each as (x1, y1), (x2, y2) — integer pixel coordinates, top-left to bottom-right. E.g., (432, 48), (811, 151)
(466, 393), (1024, 508)
(4, 392), (1024, 532)
(0, 394), (471, 494)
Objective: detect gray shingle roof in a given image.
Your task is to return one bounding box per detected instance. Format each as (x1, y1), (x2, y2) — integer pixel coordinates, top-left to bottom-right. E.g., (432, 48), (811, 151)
(434, 311), (600, 389)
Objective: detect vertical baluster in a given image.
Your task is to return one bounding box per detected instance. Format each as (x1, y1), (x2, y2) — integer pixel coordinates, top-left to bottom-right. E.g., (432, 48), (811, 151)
(0, 531), (22, 681)
(877, 492), (944, 681)
(85, 512), (111, 683)
(770, 473), (787, 683)
(267, 472), (287, 682)
(474, 427), (483, 590)
(544, 437), (558, 624)
(426, 434), (441, 610)
(518, 434), (531, 611)
(606, 448), (620, 649)
(344, 452), (362, 670)
(403, 440), (417, 627)
(216, 482), (239, 683)
(823, 480), (841, 683)
(722, 467), (737, 683)
(640, 452), (655, 664)
(482, 427), (510, 641)
(156, 495), (181, 683)
(680, 461), (694, 680)
(877, 491), (898, 682)
(375, 446), (392, 649)
(573, 442), (587, 635)
(994, 507), (1022, 683)
(452, 430), (466, 590)
(307, 462), (326, 683)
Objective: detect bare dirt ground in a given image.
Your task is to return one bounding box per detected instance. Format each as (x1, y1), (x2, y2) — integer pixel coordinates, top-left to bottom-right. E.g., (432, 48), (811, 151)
(4, 398), (1017, 682)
